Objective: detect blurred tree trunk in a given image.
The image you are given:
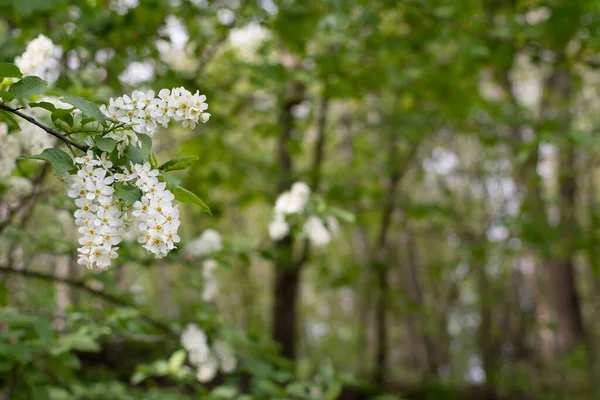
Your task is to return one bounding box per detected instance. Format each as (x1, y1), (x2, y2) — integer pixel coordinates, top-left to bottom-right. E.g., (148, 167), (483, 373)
(400, 228), (438, 377)
(271, 76), (310, 360)
(471, 240), (499, 387)
(545, 67), (586, 354)
(373, 138), (420, 385)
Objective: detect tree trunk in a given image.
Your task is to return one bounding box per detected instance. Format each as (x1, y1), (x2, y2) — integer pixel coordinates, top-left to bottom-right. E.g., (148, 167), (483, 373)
(373, 263), (389, 386)
(547, 68), (585, 354)
(272, 249), (301, 360)
(270, 77), (305, 360)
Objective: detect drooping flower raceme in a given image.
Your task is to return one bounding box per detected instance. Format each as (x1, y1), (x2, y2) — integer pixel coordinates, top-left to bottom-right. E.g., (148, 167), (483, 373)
(14, 34), (62, 85)
(131, 162), (181, 258)
(268, 182), (311, 241)
(268, 182), (340, 247)
(180, 324), (237, 383)
(201, 259), (219, 302)
(274, 181), (311, 215)
(302, 216), (332, 247)
(68, 152), (123, 270)
(183, 230), (222, 301)
(184, 228), (222, 257)
(66, 154), (182, 269)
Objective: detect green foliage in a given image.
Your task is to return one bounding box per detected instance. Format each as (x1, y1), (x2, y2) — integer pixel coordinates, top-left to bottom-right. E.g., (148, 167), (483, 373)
(5, 0), (600, 399)
(113, 184), (143, 204)
(0, 62), (21, 79)
(24, 148), (74, 174)
(95, 137), (118, 153)
(173, 187), (211, 214)
(159, 156), (200, 171)
(60, 95), (107, 125)
(8, 75), (47, 98)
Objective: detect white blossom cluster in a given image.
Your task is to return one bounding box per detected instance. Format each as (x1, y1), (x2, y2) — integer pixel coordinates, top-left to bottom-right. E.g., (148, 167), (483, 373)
(184, 228), (222, 257)
(268, 182), (339, 247)
(68, 152), (122, 269)
(181, 323), (237, 383)
(131, 162), (181, 258)
(64, 152), (181, 269)
(68, 152), (123, 269)
(109, 0), (139, 15)
(14, 34), (62, 85)
(100, 87), (210, 151)
(184, 229), (222, 302)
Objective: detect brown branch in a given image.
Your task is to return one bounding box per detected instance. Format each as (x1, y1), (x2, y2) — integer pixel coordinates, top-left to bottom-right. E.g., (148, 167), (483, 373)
(0, 104), (88, 152)
(0, 265), (175, 336)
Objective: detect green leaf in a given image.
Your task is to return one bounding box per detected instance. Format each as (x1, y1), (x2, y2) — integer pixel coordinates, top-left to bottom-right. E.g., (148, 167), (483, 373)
(161, 172), (181, 191)
(60, 95), (107, 125)
(150, 151), (160, 169)
(126, 144), (150, 164)
(0, 110), (20, 129)
(0, 63), (22, 79)
(173, 187), (211, 214)
(51, 108), (74, 127)
(0, 90), (15, 102)
(25, 148), (75, 174)
(329, 207), (355, 223)
(131, 371), (147, 385)
(137, 133), (152, 149)
(168, 350), (186, 373)
(159, 155), (199, 171)
(8, 76), (47, 98)
(113, 185), (142, 204)
(28, 101), (57, 112)
(95, 137), (117, 153)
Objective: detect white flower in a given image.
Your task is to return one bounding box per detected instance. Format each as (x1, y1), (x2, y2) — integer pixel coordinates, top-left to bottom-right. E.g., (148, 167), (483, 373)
(132, 162), (180, 258)
(201, 259), (219, 302)
(268, 214), (290, 241)
(180, 324), (236, 383)
(181, 323), (210, 359)
(214, 340), (237, 373)
(100, 87), (210, 154)
(303, 216), (331, 247)
(326, 216), (340, 236)
(70, 152), (125, 269)
(14, 34), (62, 85)
(274, 181), (311, 215)
(291, 181), (311, 204)
(196, 353), (219, 383)
(184, 229), (222, 257)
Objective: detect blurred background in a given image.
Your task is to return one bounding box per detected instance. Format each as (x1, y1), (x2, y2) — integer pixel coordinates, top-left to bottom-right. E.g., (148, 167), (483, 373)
(2, 0), (600, 399)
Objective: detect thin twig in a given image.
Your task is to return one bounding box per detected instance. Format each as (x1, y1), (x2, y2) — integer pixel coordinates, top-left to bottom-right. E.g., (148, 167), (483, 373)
(0, 104), (89, 152)
(0, 265), (175, 336)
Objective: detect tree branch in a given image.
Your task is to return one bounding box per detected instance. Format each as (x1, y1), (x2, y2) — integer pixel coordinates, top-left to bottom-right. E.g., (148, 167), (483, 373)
(0, 265), (175, 336)
(0, 104), (88, 152)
